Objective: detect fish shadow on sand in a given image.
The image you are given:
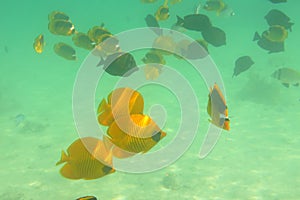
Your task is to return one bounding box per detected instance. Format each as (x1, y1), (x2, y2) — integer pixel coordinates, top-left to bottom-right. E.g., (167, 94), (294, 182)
(13, 114), (49, 134)
(237, 73), (281, 105)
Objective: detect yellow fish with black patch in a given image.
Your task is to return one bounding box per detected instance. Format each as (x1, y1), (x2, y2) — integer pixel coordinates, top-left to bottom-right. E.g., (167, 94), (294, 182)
(207, 83), (230, 131)
(48, 11), (69, 21)
(204, 0), (227, 16)
(76, 196), (97, 200)
(48, 19), (75, 36)
(56, 137), (115, 180)
(107, 114), (166, 155)
(263, 25), (288, 43)
(87, 24), (112, 45)
(33, 34), (45, 54)
(97, 87), (144, 127)
(142, 50), (166, 80)
(54, 42), (76, 60)
(155, 0), (170, 21)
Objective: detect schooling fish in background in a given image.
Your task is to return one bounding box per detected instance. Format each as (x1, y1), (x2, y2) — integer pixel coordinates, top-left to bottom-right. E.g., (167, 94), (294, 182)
(176, 14), (212, 32)
(96, 52), (138, 77)
(33, 34), (45, 54)
(207, 83), (230, 131)
(265, 9), (294, 32)
(97, 87), (144, 127)
(76, 196), (97, 200)
(48, 11), (70, 21)
(145, 14), (163, 36)
(232, 56), (254, 77)
(253, 31), (284, 54)
(87, 24), (112, 45)
(155, 0), (170, 21)
(142, 50), (166, 80)
(201, 26), (226, 47)
(56, 137), (115, 180)
(53, 42), (76, 60)
(72, 32), (95, 50)
(203, 0), (227, 16)
(48, 19), (75, 36)
(271, 67), (300, 88)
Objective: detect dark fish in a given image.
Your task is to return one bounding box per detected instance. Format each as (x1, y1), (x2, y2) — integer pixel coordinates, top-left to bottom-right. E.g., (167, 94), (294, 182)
(265, 9), (294, 31)
(269, 0), (287, 3)
(145, 14), (163, 36)
(97, 52), (138, 77)
(253, 32), (284, 53)
(176, 14), (212, 32)
(201, 26), (226, 47)
(232, 56), (254, 77)
(76, 196), (97, 200)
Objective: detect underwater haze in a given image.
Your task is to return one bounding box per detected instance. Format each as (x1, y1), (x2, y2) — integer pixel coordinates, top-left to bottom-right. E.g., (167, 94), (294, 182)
(1, 0), (300, 199)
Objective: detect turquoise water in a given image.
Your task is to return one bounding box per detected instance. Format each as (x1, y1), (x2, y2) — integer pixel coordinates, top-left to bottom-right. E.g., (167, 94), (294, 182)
(1, 0), (300, 199)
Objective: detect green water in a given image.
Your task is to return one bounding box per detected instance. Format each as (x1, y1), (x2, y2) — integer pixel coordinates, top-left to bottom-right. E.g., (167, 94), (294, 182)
(1, 0), (300, 199)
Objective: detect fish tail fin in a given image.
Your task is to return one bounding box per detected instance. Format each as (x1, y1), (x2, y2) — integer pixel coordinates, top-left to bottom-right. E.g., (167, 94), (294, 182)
(253, 32), (261, 41)
(176, 15), (184, 26)
(96, 57), (105, 67)
(97, 99), (108, 114)
(56, 150), (68, 166)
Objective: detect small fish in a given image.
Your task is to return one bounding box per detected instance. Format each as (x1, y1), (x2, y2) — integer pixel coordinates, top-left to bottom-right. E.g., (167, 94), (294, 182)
(76, 196), (97, 200)
(145, 14), (163, 36)
(155, 0), (170, 21)
(207, 83), (230, 131)
(97, 87), (144, 127)
(53, 42), (76, 60)
(233, 56), (254, 77)
(72, 32), (95, 50)
(48, 11), (70, 21)
(56, 137), (115, 180)
(142, 50), (166, 80)
(265, 9), (294, 31)
(33, 34), (45, 54)
(48, 19), (75, 36)
(97, 52), (138, 77)
(87, 25), (112, 45)
(107, 114), (167, 155)
(203, 0), (227, 16)
(201, 26), (226, 47)
(14, 114), (26, 127)
(271, 67), (300, 88)
(269, 0), (287, 3)
(176, 14), (212, 32)
(253, 31), (284, 54)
